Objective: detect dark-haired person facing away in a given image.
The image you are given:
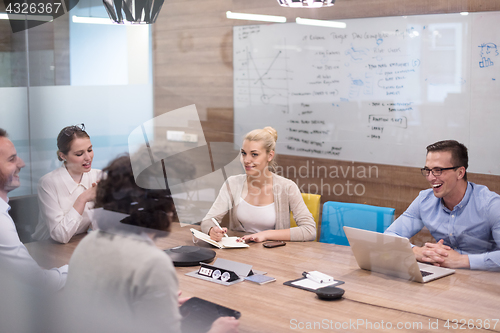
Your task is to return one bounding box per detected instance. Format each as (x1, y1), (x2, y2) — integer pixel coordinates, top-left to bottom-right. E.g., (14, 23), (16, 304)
(0, 128), (68, 292)
(32, 124), (102, 243)
(61, 155), (239, 333)
(385, 140), (500, 271)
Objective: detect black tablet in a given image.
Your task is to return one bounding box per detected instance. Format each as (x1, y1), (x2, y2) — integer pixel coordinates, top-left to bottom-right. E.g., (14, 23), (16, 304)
(180, 297), (241, 333)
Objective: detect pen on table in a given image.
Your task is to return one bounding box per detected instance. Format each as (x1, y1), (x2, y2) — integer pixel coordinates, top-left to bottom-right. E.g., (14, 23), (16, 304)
(211, 218), (228, 237)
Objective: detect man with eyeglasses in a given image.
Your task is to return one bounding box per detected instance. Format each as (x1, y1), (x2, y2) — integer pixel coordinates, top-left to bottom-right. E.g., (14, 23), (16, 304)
(0, 128), (68, 292)
(385, 140), (500, 271)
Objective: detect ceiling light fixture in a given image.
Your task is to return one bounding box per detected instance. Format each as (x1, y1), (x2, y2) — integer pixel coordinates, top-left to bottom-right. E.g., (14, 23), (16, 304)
(72, 15), (116, 25)
(103, 0), (164, 24)
(0, 13), (53, 21)
(278, 0), (335, 8)
(296, 17), (346, 28)
(226, 11), (286, 23)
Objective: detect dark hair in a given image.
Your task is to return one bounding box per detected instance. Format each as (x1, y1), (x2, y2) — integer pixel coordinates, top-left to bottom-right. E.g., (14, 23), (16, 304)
(426, 140), (468, 181)
(0, 128), (7, 138)
(95, 155), (175, 232)
(56, 124), (90, 161)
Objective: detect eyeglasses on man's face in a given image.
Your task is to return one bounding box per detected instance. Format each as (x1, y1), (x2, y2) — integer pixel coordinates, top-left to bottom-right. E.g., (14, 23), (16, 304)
(420, 166), (460, 177)
(63, 123), (85, 136)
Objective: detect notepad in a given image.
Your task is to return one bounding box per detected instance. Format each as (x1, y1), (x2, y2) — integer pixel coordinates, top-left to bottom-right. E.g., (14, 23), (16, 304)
(190, 228), (249, 249)
(283, 277), (344, 293)
(291, 278), (338, 290)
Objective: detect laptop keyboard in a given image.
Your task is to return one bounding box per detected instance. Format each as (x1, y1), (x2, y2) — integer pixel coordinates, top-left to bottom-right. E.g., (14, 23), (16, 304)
(420, 270), (433, 277)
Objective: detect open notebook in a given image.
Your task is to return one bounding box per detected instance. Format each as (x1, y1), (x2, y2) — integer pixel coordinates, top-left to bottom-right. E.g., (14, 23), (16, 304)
(190, 229), (249, 249)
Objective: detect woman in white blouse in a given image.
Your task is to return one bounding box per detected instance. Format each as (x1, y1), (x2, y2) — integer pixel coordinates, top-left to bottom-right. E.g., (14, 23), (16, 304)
(32, 124), (101, 243)
(200, 127), (316, 243)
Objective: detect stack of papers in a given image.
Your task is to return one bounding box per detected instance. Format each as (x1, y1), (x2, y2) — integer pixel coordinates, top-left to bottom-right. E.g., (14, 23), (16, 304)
(291, 278), (338, 290)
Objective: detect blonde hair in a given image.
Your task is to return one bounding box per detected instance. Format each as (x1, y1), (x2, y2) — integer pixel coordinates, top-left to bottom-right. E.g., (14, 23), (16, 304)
(244, 126), (278, 172)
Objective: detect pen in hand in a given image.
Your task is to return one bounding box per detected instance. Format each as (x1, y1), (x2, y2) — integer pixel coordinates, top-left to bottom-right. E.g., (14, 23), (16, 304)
(211, 218), (228, 238)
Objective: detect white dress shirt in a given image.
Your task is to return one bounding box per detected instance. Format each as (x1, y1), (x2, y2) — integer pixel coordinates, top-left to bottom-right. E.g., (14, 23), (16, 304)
(32, 165), (102, 244)
(0, 197), (68, 292)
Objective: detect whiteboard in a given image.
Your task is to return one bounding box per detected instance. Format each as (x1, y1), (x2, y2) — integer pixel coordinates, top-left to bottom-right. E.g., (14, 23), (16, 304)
(233, 12), (500, 175)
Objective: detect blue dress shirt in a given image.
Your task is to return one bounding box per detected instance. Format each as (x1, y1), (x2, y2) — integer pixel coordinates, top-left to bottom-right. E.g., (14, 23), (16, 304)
(385, 182), (500, 271)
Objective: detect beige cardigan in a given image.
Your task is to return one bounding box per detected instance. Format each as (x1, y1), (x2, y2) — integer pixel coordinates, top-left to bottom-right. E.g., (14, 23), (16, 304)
(201, 173), (316, 241)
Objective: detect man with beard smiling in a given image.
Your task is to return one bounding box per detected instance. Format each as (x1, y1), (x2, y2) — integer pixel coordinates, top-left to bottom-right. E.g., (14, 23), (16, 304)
(385, 140), (500, 271)
(0, 128), (68, 292)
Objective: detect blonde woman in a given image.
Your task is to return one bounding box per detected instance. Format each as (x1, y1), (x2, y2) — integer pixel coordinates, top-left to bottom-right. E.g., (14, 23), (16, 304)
(201, 127), (316, 242)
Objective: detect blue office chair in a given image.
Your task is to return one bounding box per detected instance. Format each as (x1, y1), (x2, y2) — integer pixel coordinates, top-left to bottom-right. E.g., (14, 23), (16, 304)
(319, 201), (395, 246)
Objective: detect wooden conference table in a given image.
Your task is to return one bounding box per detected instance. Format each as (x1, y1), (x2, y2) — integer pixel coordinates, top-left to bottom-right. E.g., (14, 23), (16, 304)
(26, 223), (500, 333)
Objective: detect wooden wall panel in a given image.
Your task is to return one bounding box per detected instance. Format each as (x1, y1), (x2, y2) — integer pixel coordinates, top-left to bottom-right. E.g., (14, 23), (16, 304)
(0, 21), (11, 53)
(153, 0), (500, 218)
(27, 22), (56, 86)
(3, 13), (70, 87)
(0, 20), (13, 87)
(10, 26), (28, 87)
(53, 14), (70, 86)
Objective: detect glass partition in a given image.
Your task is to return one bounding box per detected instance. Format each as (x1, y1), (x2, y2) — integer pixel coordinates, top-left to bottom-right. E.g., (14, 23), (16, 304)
(1, 2), (153, 199)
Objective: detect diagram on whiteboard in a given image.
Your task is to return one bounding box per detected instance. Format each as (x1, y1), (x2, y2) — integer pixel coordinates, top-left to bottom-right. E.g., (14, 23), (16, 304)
(234, 44), (291, 113)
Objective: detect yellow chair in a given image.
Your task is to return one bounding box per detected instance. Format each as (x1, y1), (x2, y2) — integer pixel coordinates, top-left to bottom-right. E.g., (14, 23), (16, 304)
(290, 193), (321, 240)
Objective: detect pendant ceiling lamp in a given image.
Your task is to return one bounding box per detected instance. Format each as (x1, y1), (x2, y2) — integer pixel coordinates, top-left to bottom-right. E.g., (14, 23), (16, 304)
(103, 0), (164, 24)
(277, 0), (335, 7)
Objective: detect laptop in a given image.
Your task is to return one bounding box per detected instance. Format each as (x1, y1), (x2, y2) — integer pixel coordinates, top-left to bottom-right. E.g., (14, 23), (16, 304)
(343, 226), (455, 283)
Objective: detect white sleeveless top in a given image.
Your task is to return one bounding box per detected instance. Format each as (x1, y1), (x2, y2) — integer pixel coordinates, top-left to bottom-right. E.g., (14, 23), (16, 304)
(236, 198), (276, 233)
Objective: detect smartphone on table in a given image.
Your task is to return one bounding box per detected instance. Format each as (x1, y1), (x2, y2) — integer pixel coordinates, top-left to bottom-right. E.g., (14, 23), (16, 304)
(263, 241), (286, 248)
